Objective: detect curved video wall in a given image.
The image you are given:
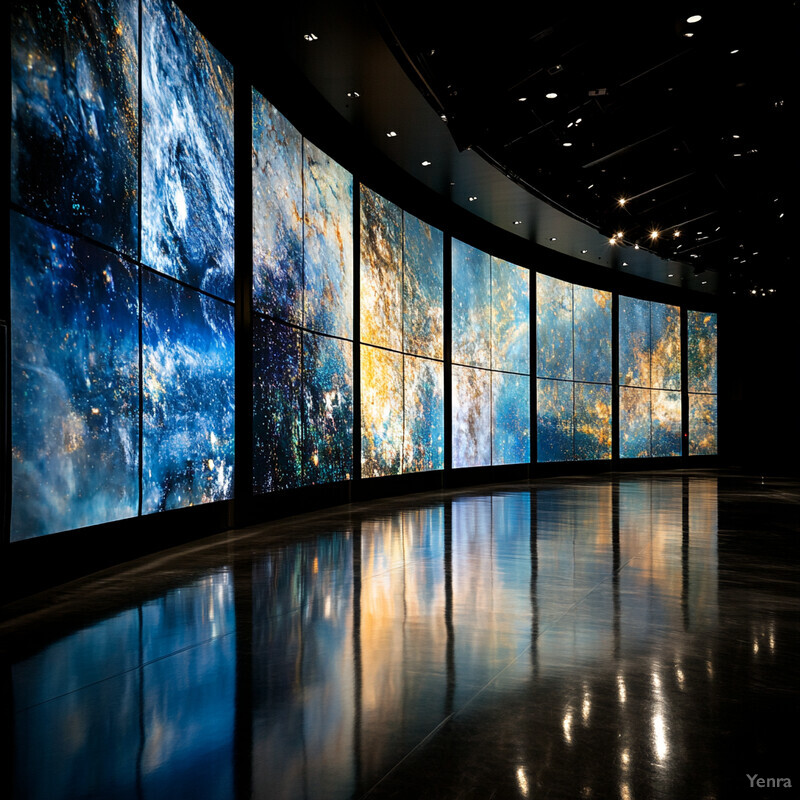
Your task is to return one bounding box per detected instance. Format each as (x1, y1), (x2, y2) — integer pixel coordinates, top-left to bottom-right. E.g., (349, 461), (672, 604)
(7, 0), (718, 546)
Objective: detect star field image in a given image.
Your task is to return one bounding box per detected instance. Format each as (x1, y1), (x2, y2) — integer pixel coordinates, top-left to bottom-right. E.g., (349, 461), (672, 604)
(10, 212), (140, 540)
(142, 271), (235, 513)
(10, 0), (139, 256)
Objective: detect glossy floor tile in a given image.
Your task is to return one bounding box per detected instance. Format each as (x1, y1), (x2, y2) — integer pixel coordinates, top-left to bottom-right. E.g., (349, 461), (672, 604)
(3, 470), (799, 799)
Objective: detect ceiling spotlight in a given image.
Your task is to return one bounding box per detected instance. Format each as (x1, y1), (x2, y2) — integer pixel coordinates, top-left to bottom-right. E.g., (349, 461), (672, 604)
(303, 33), (319, 41)
(673, 230), (681, 238)
(668, 273), (674, 278)
(346, 91), (360, 98)
(546, 92), (558, 99)
(549, 237), (558, 241)
(650, 230), (660, 240)
(609, 237), (617, 245)
(730, 48), (740, 54)
(701, 280), (708, 285)
(581, 249), (588, 254)
(514, 220), (523, 225)
(616, 231), (624, 239)
(518, 96), (527, 102)
(563, 141), (573, 147)
(687, 14), (702, 23)
(386, 130), (397, 137)
(421, 160), (431, 166)
(618, 197), (627, 207)
(468, 196), (477, 202)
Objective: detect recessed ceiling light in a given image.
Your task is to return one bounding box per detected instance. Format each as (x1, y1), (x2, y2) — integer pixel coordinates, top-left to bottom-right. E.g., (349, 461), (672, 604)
(701, 280), (708, 285)
(650, 230), (659, 240)
(581, 249), (588, 254)
(687, 14), (702, 23)
(386, 130), (397, 137)
(618, 197), (627, 207)
(346, 91), (360, 98)
(549, 237), (557, 241)
(668, 273), (674, 278)
(546, 92), (558, 99)
(514, 220), (523, 225)
(684, 32), (694, 37)
(421, 160), (431, 166)
(730, 48), (740, 54)
(518, 96), (527, 102)
(563, 141), (572, 147)
(468, 196), (477, 202)
(303, 33), (318, 41)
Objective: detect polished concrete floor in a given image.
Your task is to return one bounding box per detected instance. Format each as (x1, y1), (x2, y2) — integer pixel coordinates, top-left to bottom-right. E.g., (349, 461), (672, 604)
(3, 470), (799, 799)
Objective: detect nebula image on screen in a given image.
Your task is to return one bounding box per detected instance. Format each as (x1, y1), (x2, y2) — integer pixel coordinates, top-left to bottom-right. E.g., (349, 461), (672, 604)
(536, 275), (612, 461)
(10, 0), (138, 256)
(361, 345), (404, 477)
(253, 318), (303, 493)
(304, 333), (354, 484)
(650, 302), (681, 390)
(573, 285), (612, 383)
(304, 142), (354, 339)
(618, 296), (652, 388)
(252, 91), (303, 324)
(537, 379), (573, 463)
(452, 366), (492, 468)
(652, 390), (682, 457)
(493, 372), (530, 465)
(142, 272), (235, 513)
(10, 213), (140, 540)
(492, 258), (530, 373)
(574, 382), (612, 460)
(360, 186), (403, 349)
(688, 311), (718, 394)
(403, 356), (445, 473)
(141, 0), (234, 302)
(452, 239), (491, 369)
(536, 274), (573, 380)
(689, 394), (718, 456)
(403, 214), (444, 360)
(618, 297), (682, 458)
(619, 387), (650, 458)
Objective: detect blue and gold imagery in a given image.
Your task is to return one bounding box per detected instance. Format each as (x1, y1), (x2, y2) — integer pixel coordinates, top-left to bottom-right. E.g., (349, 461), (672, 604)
(360, 186), (444, 477)
(252, 90), (354, 491)
(618, 297), (681, 458)
(452, 242), (531, 467)
(536, 274), (612, 462)
(10, 213), (140, 540)
(688, 311), (718, 455)
(10, 0), (139, 256)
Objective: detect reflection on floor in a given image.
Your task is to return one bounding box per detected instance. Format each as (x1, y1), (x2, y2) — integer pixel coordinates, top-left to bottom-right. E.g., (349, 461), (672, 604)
(3, 471), (799, 799)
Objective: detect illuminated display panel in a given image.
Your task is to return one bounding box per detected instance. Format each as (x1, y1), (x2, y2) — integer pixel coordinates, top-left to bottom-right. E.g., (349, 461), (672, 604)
(142, 271), (235, 513)
(252, 91), (354, 492)
(10, 213), (140, 541)
(536, 275), (612, 462)
(252, 93), (303, 324)
(452, 242), (531, 467)
(304, 141), (354, 339)
(688, 310), (718, 455)
(253, 318), (302, 493)
(141, 0), (234, 302)
(360, 186), (444, 477)
(618, 297), (681, 458)
(10, 0), (139, 257)
(452, 366), (492, 468)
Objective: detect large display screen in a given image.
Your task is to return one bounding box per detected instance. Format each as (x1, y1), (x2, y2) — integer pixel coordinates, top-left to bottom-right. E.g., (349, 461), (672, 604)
(618, 297), (681, 458)
(536, 274), (612, 462)
(252, 92), (353, 492)
(452, 241), (531, 467)
(10, 0), (236, 539)
(688, 310), (718, 455)
(360, 186), (444, 477)
(141, 0), (235, 302)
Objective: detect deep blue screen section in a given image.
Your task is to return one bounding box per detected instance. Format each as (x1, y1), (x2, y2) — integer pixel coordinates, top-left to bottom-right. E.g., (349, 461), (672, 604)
(10, 212), (140, 541)
(142, 271), (235, 513)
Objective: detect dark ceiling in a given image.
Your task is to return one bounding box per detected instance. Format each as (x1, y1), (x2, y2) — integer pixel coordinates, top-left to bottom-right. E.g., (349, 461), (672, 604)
(372, 2), (796, 296)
